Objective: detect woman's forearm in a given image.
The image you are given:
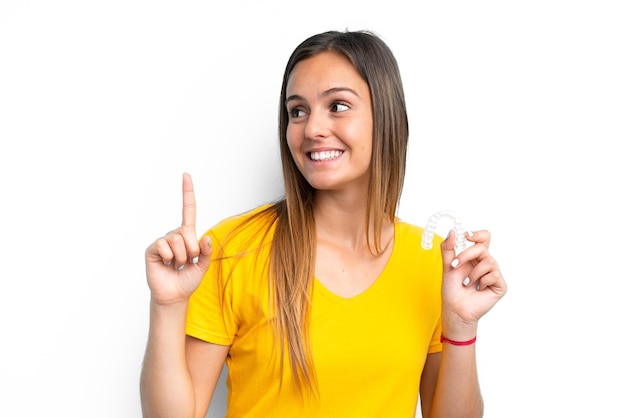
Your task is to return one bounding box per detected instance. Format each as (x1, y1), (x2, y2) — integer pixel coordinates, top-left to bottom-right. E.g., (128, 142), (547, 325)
(429, 341), (483, 418)
(140, 300), (196, 418)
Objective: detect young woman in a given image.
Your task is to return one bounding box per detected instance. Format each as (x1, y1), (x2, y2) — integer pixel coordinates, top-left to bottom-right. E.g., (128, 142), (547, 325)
(140, 30), (507, 418)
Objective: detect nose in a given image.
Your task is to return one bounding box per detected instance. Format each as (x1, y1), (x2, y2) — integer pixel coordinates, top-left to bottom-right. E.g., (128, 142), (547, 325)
(304, 109), (330, 140)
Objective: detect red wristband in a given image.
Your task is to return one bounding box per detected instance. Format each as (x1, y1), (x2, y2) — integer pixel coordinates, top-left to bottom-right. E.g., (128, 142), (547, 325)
(440, 333), (477, 346)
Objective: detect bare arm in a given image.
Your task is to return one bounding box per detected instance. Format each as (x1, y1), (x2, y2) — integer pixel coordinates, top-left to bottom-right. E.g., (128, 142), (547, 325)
(140, 301), (196, 417)
(140, 307), (229, 418)
(419, 352), (440, 418)
(425, 340), (483, 418)
(186, 336), (230, 416)
(140, 173), (228, 418)
(421, 229), (506, 418)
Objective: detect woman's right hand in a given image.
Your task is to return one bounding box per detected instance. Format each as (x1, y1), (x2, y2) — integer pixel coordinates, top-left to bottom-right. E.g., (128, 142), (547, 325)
(144, 173), (213, 306)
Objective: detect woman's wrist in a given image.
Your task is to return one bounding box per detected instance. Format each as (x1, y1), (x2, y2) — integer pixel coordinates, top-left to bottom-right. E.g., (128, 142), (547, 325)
(440, 333), (477, 346)
(149, 298), (190, 325)
(441, 312), (478, 342)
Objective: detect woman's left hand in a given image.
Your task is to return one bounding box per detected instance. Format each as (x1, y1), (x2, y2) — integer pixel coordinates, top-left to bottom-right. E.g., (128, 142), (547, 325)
(440, 229), (507, 337)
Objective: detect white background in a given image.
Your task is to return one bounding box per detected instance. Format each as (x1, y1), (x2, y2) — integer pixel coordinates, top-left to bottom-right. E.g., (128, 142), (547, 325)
(1, 1), (625, 417)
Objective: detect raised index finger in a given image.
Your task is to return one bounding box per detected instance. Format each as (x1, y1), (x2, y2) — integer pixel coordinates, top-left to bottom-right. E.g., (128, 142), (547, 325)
(181, 172), (196, 227)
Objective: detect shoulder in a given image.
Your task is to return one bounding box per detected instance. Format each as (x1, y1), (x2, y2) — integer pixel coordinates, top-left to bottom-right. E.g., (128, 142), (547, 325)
(394, 218), (444, 248)
(392, 220), (443, 282)
(207, 203), (278, 254)
(394, 218), (444, 266)
(210, 203), (275, 232)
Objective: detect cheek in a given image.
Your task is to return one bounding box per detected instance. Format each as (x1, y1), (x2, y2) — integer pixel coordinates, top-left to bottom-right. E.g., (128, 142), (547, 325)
(285, 128), (302, 161)
(347, 125), (373, 155)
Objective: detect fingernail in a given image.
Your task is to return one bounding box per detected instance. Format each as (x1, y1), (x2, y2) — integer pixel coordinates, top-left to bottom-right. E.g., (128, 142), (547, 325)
(177, 265), (185, 271)
(463, 277), (470, 286)
(467, 230), (474, 238)
(446, 230), (452, 239)
(191, 256), (199, 264)
(476, 283), (481, 291)
(165, 261), (172, 266)
(451, 258), (460, 268)
(208, 236), (212, 247)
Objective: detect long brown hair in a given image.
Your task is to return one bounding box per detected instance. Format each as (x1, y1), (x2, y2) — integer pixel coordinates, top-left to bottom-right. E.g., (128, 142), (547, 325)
(273, 30), (409, 393)
(223, 30), (409, 394)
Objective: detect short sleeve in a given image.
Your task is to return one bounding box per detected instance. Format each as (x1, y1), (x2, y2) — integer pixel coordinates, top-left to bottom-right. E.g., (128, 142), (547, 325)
(428, 317), (443, 354)
(186, 230), (237, 345)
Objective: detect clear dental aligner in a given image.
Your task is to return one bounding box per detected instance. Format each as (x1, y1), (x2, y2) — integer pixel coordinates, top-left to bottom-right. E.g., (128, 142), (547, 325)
(421, 210), (467, 254)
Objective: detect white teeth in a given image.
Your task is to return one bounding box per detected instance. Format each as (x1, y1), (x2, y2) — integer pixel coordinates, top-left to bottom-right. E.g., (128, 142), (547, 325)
(310, 150), (343, 161)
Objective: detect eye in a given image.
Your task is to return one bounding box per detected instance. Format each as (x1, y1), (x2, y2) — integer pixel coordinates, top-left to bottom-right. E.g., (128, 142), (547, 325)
(331, 102), (349, 113)
(289, 107), (305, 119)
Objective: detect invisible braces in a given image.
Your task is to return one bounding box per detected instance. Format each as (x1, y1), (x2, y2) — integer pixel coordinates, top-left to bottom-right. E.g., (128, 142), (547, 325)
(421, 210), (467, 254)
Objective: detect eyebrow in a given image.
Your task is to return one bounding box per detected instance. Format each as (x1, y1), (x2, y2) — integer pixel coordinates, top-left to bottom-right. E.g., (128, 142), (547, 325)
(285, 87), (361, 105)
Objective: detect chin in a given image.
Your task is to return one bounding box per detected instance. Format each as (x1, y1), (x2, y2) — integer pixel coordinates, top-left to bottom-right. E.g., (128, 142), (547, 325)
(308, 182), (337, 191)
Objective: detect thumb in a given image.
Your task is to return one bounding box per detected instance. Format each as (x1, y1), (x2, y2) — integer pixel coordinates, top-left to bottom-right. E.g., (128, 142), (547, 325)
(440, 230), (457, 272)
(195, 234), (213, 272)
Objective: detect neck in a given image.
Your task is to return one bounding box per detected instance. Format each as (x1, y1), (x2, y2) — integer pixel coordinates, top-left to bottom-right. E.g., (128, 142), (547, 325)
(312, 190), (390, 252)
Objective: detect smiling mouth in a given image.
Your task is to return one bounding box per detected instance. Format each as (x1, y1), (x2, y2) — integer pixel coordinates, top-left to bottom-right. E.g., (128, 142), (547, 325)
(308, 150), (344, 161)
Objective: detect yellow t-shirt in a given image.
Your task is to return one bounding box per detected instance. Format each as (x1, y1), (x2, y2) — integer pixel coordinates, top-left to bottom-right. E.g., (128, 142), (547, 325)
(186, 205), (444, 417)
